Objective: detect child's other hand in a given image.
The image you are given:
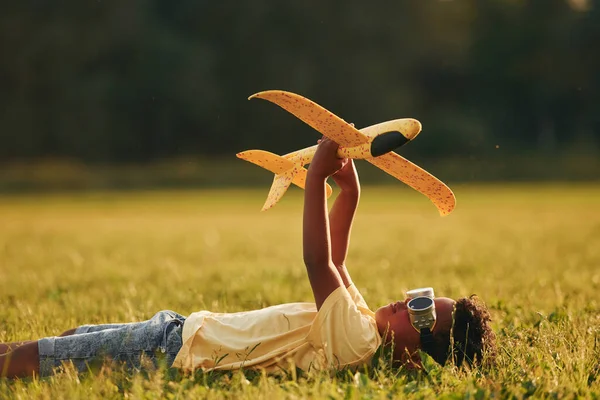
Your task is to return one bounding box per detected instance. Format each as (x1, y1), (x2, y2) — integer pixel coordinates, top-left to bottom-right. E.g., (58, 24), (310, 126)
(332, 158), (360, 193)
(308, 137), (348, 180)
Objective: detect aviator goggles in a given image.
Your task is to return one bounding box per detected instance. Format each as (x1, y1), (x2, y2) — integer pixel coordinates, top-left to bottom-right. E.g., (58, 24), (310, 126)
(406, 287), (436, 355)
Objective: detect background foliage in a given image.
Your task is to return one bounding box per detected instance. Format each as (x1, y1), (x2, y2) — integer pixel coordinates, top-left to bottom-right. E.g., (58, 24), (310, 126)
(1, 0), (599, 184)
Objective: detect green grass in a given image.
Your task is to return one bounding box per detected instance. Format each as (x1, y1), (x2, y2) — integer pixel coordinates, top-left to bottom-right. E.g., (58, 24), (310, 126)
(1, 184), (599, 398)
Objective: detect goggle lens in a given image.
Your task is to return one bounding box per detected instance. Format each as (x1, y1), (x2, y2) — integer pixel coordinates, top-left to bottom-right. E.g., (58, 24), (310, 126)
(408, 296), (434, 311)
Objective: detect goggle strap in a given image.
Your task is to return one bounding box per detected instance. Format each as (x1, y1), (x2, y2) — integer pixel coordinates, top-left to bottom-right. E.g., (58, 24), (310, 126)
(420, 327), (435, 356)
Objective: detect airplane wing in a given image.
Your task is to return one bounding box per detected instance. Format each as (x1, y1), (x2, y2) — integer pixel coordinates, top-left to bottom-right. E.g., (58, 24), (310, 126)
(368, 152), (456, 216)
(249, 91), (369, 147)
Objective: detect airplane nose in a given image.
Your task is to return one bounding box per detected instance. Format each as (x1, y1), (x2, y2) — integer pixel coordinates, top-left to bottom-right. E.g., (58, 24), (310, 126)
(401, 118), (422, 140)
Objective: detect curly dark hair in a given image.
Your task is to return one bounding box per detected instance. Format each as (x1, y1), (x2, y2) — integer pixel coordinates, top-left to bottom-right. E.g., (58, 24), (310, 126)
(428, 295), (497, 367)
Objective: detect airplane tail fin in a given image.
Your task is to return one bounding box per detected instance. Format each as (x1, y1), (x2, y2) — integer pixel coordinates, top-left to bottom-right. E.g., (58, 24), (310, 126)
(236, 150), (332, 210)
(264, 169), (295, 211)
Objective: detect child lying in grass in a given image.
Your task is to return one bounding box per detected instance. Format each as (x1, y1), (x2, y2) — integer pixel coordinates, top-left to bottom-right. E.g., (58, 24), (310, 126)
(0, 138), (496, 378)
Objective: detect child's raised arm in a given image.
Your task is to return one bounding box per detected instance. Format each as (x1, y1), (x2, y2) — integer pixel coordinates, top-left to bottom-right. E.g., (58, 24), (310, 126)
(329, 159), (360, 288)
(302, 138), (347, 309)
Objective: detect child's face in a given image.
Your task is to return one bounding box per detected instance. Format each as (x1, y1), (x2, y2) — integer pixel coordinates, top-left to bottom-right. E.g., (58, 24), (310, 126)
(374, 297), (456, 363)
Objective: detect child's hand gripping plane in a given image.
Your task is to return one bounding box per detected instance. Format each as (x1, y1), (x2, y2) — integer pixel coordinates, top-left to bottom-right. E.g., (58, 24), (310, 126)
(237, 90), (456, 216)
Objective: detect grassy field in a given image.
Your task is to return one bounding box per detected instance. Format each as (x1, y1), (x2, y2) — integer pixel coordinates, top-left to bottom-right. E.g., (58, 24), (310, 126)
(0, 184), (599, 398)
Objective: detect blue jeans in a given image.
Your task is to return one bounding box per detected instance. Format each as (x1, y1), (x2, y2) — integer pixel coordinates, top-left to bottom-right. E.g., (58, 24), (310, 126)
(38, 310), (185, 377)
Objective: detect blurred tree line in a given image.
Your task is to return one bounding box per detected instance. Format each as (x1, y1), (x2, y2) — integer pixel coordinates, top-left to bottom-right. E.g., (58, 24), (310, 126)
(0, 0), (598, 176)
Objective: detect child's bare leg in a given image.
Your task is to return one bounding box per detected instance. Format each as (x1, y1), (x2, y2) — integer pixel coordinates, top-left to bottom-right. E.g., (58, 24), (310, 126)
(0, 329), (77, 354)
(0, 341), (34, 354)
(0, 341), (39, 378)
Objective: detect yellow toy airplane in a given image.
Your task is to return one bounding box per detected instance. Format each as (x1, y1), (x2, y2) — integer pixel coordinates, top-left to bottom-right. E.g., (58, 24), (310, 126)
(237, 90), (456, 216)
